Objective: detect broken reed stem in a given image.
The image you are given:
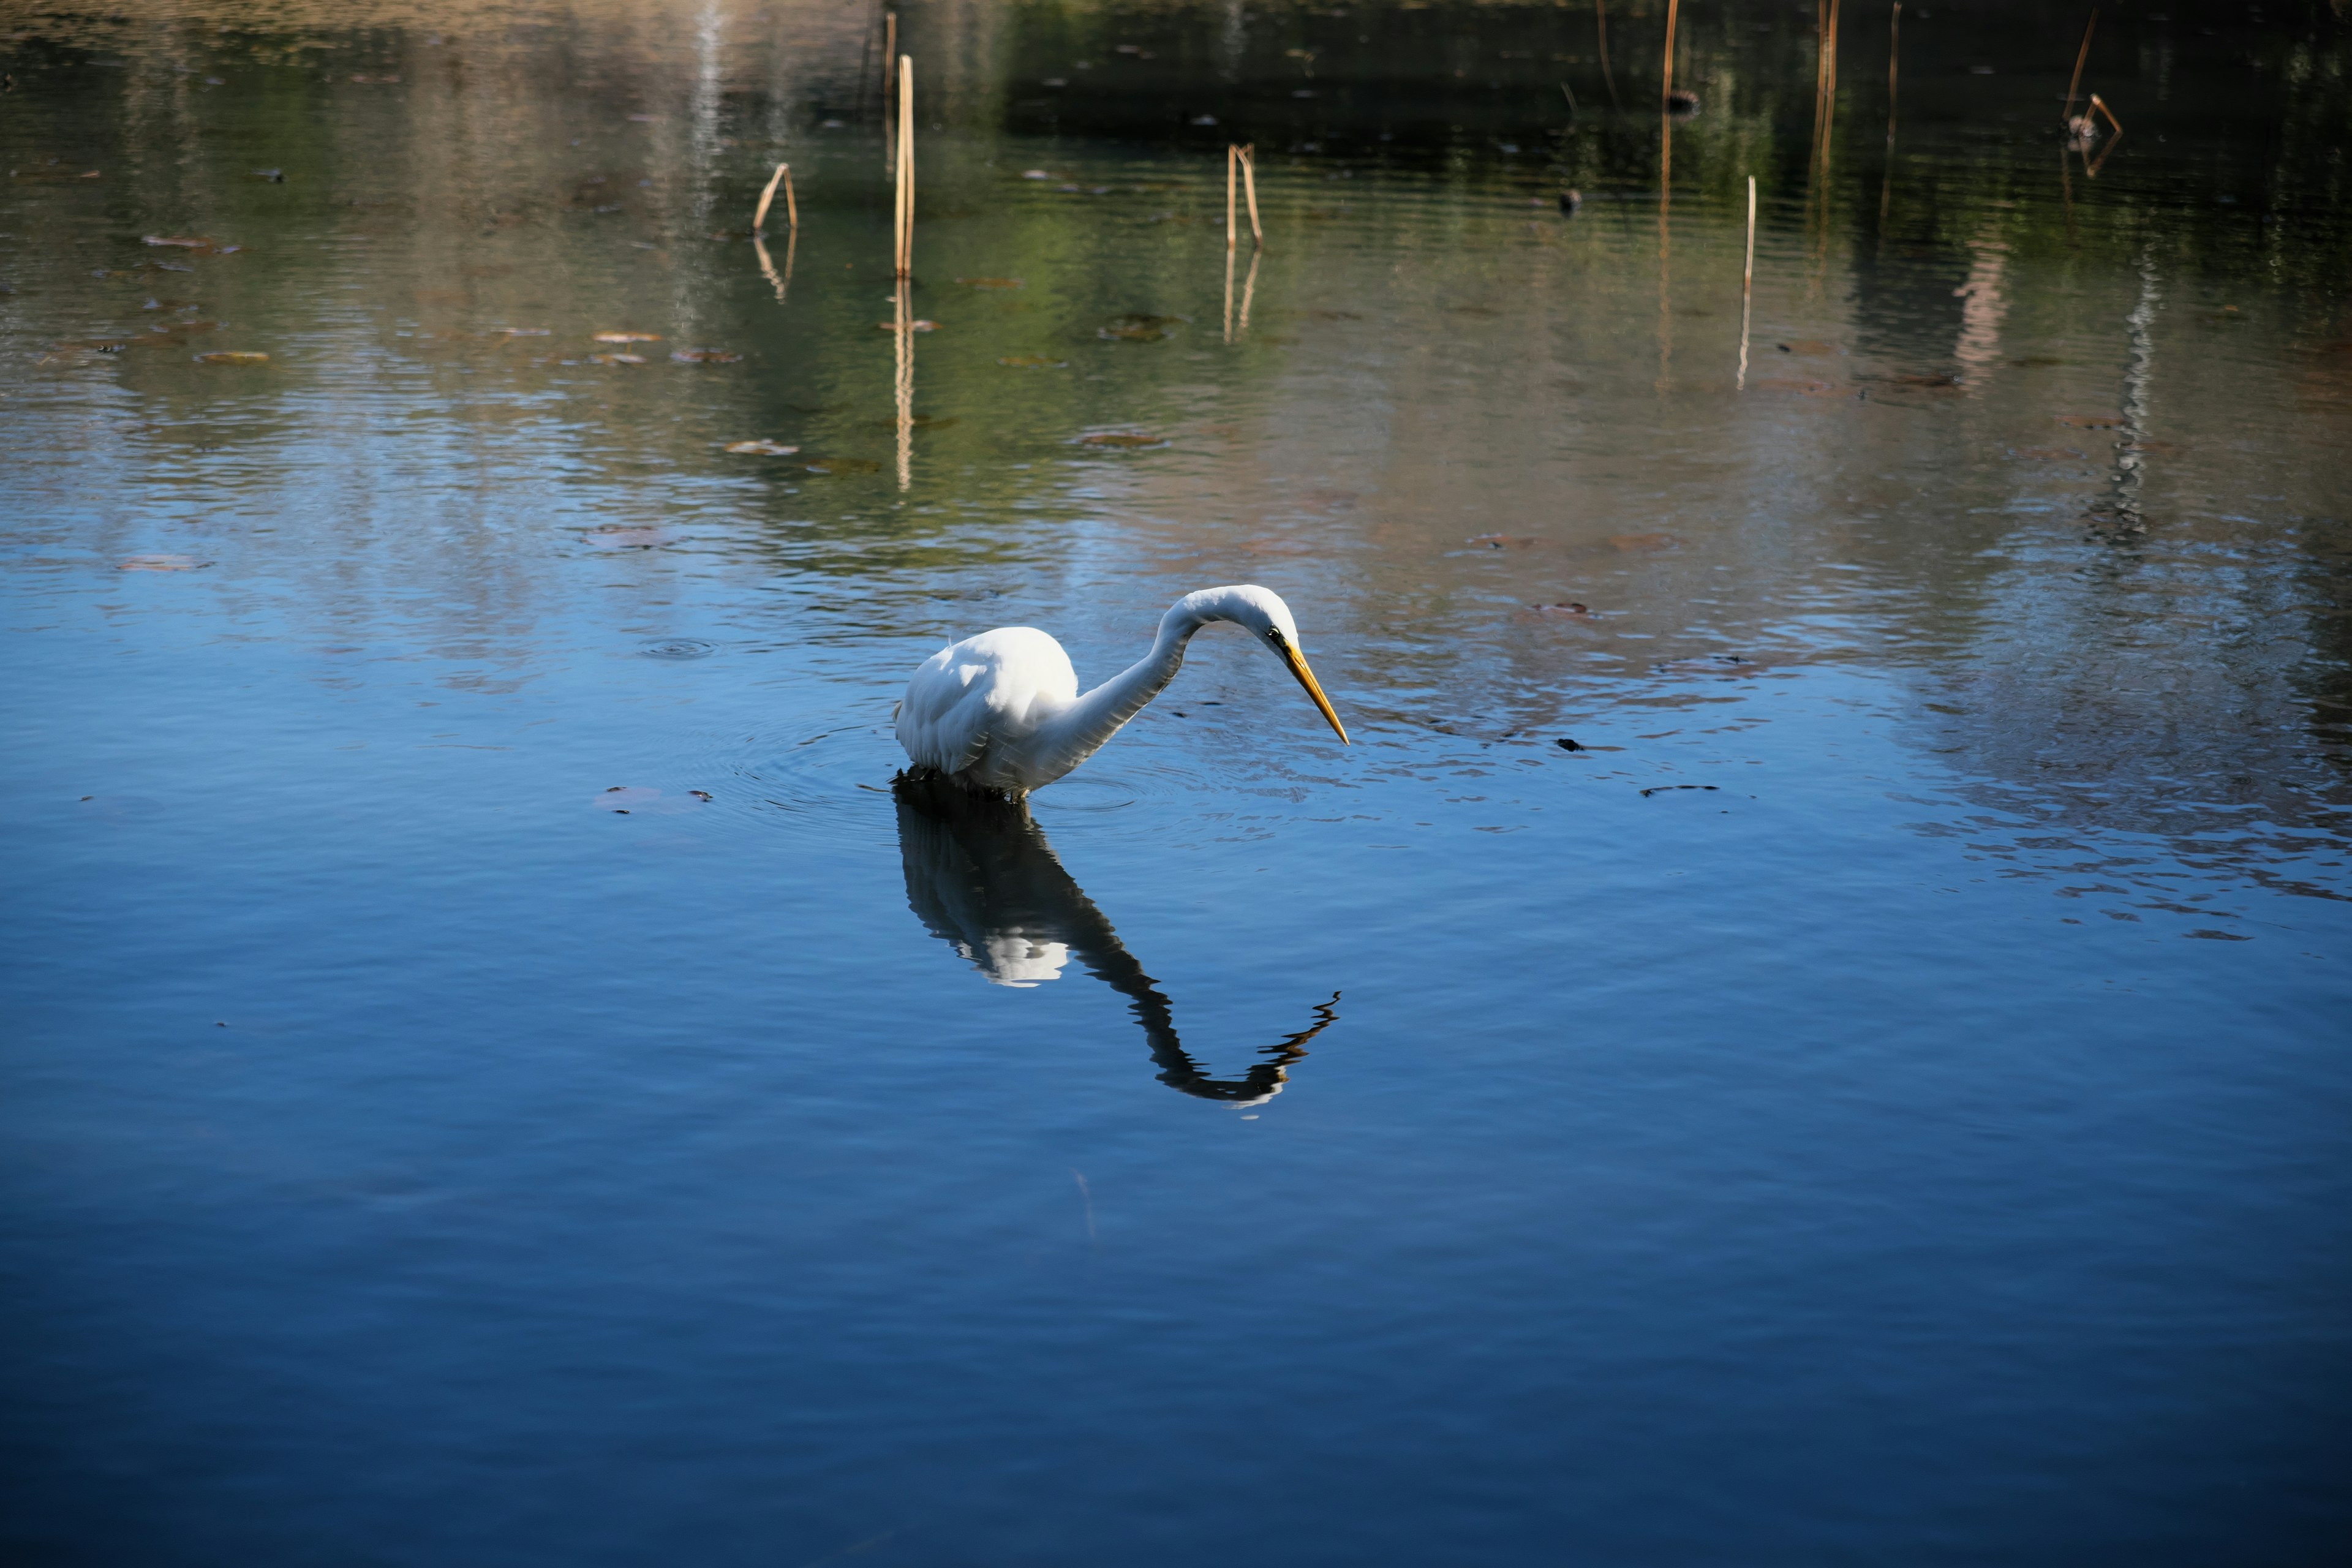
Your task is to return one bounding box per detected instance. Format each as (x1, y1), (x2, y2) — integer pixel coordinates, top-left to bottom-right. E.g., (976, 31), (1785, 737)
(1223, 239), (1235, 341)
(1240, 145), (1264, 249)
(1882, 2), (1900, 221)
(1744, 175), (1757, 300)
(1596, 0), (1619, 111)
(1561, 80), (1577, 116)
(2090, 91), (2122, 137)
(1819, 0), (1842, 165)
(2064, 9), (2097, 124)
(1735, 178), (1752, 384)
(895, 278), (913, 490)
(894, 55), (913, 276)
(1662, 0), (1678, 110)
(1887, 2), (1901, 146)
(1232, 143), (1251, 250)
(752, 162), (794, 233)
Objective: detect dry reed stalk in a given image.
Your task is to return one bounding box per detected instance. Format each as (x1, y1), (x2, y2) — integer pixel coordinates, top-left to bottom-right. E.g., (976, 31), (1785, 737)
(1232, 145), (1251, 252)
(1887, 3), (1901, 141)
(2064, 10), (2097, 124)
(1239, 249), (1260, 332)
(1223, 240), (1235, 342)
(2090, 92), (2122, 136)
(752, 162), (791, 233)
(1596, 0), (1619, 111)
(1744, 175), (1757, 300)
(1240, 145), (1264, 249)
(894, 55), (914, 276)
(1881, 2), (1900, 220)
(1561, 81), (1578, 115)
(1662, 0), (1679, 111)
(1738, 175), (1756, 391)
(1818, 0), (1842, 168)
(895, 277), (913, 490)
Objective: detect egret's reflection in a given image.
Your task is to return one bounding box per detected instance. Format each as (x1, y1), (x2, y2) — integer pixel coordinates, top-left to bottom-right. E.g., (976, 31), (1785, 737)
(892, 775), (1339, 1105)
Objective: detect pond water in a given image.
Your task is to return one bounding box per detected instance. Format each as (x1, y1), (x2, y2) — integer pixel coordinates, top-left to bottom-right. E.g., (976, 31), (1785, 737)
(5, 1), (2350, 1562)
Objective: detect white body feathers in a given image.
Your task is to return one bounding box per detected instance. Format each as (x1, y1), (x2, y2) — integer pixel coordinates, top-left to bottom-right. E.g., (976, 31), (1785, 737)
(894, 585), (1346, 794)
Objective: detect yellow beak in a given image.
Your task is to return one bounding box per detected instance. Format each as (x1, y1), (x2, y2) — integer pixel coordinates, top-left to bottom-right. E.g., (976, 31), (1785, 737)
(1276, 639), (1350, 745)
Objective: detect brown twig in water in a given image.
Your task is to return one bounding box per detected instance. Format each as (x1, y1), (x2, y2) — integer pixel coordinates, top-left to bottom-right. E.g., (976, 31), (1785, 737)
(1881, 2), (1900, 221)
(1739, 174), (1756, 391)
(894, 56), (913, 276)
(752, 162), (794, 233)
(1223, 239), (1235, 342)
(1561, 81), (1578, 116)
(1240, 144), (1264, 250)
(1822, 0), (1842, 164)
(1232, 144), (1251, 251)
(2090, 91), (2122, 138)
(1662, 0), (1679, 112)
(2064, 9), (2097, 125)
(1596, 0), (1619, 111)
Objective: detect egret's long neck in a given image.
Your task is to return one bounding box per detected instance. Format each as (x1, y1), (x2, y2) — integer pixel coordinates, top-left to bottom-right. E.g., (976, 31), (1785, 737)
(1037, 600), (1210, 774)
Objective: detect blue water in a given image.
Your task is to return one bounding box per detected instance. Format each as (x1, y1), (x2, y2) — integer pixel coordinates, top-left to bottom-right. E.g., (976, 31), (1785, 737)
(5, 2), (2350, 1562)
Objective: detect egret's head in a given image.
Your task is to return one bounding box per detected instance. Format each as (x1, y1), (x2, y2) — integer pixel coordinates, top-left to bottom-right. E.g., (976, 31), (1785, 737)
(1180, 584), (1349, 745)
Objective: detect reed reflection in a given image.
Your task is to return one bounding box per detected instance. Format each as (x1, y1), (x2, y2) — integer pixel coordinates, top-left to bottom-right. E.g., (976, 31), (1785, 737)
(892, 776), (1339, 1106)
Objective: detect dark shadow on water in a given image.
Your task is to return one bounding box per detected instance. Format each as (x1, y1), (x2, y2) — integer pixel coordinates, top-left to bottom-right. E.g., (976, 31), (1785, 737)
(892, 774), (1339, 1105)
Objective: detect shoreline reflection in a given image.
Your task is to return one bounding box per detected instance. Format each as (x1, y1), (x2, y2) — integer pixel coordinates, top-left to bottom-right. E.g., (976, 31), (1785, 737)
(893, 775), (1340, 1105)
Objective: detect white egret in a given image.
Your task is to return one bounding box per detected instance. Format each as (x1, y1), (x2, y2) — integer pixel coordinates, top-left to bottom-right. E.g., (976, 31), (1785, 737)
(895, 584), (1348, 794)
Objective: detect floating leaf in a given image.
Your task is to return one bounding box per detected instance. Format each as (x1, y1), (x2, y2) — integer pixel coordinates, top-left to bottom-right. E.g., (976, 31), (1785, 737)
(195, 350), (268, 364)
(957, 277), (1025, 290)
(594, 330), (660, 342)
(998, 355), (1068, 368)
(671, 348), (741, 363)
(725, 439), (800, 455)
(592, 352), (646, 364)
(1080, 432), (1166, 448)
(119, 553), (210, 571)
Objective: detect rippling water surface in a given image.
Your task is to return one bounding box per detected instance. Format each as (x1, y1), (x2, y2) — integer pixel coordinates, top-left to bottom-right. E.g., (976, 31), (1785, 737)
(5, 2), (2350, 1562)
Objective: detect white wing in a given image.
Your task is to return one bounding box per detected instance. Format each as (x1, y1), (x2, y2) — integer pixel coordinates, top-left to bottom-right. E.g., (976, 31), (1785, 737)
(895, 627), (1079, 781)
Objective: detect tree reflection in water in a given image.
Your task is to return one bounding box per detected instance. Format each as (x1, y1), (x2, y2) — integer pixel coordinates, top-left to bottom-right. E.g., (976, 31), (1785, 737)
(892, 774), (1340, 1106)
